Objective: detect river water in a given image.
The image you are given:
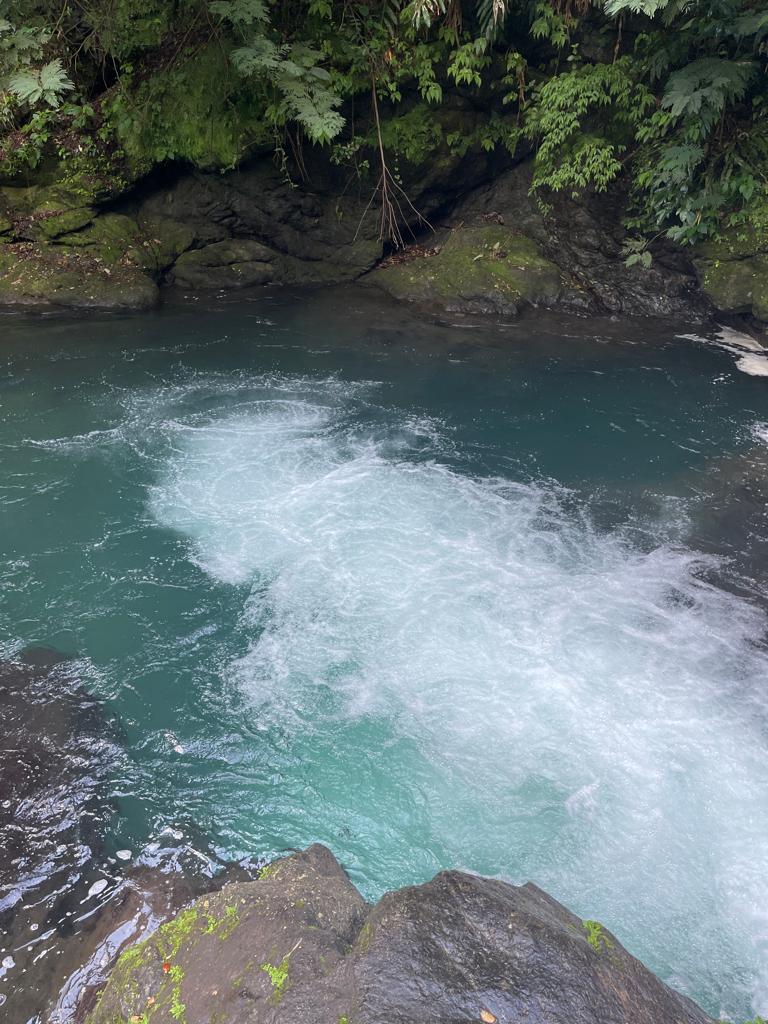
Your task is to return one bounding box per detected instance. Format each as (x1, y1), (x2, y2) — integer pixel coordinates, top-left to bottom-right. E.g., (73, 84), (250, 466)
(1, 288), (767, 1021)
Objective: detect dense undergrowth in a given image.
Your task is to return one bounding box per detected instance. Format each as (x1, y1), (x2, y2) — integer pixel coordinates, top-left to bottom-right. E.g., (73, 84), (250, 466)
(1, 0), (767, 250)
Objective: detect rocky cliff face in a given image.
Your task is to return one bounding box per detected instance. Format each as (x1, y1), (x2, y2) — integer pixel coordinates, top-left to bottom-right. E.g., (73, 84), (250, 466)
(2, 146), (767, 333)
(85, 843), (713, 1024)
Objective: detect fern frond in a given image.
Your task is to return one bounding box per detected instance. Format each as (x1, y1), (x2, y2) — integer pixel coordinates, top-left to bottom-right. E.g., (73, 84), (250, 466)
(209, 0), (268, 26)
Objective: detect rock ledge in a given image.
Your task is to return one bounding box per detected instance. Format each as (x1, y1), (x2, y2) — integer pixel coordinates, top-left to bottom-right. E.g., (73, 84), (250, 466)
(86, 844), (712, 1024)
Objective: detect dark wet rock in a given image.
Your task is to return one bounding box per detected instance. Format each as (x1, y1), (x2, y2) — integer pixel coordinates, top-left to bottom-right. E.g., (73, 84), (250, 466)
(49, 857), (258, 1024)
(168, 238), (277, 290)
(447, 163), (709, 320)
(140, 162), (383, 287)
(0, 648), (118, 1021)
(86, 844), (713, 1024)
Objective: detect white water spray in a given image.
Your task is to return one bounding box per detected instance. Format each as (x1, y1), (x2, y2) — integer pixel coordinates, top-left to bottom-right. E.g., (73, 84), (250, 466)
(148, 376), (768, 1020)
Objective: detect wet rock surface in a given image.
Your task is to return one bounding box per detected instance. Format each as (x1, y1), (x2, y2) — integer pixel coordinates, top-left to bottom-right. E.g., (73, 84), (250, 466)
(86, 844), (713, 1024)
(1, 148), (763, 323)
(0, 648), (254, 1024)
(0, 648), (119, 1021)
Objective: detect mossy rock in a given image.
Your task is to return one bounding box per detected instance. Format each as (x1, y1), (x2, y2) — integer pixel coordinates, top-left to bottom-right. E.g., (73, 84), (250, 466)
(86, 846), (713, 1024)
(87, 846), (367, 1024)
(169, 239), (276, 289)
(57, 213), (142, 262)
(695, 202), (768, 263)
(31, 204), (95, 241)
(0, 243), (159, 310)
(57, 212), (196, 274)
(135, 214), (196, 272)
(372, 224), (564, 316)
(696, 254), (768, 321)
(0, 184), (100, 241)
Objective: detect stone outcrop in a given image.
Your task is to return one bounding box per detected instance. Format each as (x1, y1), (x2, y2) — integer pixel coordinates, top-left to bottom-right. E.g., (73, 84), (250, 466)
(86, 844), (713, 1024)
(371, 223), (574, 316)
(2, 147), (766, 329)
(423, 163), (710, 320)
(692, 209), (768, 324)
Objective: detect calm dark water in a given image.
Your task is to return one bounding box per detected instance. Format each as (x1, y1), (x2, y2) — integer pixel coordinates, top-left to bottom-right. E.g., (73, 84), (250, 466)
(1, 287), (767, 1022)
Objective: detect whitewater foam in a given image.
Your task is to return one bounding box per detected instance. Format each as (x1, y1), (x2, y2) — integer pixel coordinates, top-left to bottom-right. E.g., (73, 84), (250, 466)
(147, 375), (768, 1019)
(678, 326), (768, 376)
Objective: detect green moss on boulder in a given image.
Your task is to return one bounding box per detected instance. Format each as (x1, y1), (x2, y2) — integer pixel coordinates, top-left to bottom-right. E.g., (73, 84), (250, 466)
(0, 243), (159, 310)
(136, 215), (196, 272)
(696, 254), (768, 320)
(372, 224), (564, 316)
(693, 202), (768, 321)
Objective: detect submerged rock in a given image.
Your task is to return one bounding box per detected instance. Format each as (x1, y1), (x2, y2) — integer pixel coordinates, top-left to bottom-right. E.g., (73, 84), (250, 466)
(86, 844), (713, 1024)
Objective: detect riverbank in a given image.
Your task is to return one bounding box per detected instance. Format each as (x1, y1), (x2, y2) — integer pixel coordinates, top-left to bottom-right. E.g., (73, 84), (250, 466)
(2, 156), (767, 337)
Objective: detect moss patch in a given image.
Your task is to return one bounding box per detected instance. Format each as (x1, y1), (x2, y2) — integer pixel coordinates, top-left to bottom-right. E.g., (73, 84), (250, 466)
(108, 42), (272, 174)
(373, 223), (563, 315)
(696, 253), (768, 320)
(261, 955), (291, 1004)
(583, 920), (613, 954)
(0, 241), (158, 309)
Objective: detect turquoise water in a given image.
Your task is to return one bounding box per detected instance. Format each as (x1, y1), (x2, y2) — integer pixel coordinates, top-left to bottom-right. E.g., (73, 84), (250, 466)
(2, 288), (768, 1020)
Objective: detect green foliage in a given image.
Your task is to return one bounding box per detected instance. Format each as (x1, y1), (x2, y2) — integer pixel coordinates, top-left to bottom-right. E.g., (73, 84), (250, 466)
(105, 41), (270, 171)
(77, 0), (177, 60)
(211, 0), (343, 143)
(662, 57), (755, 124)
(261, 954), (291, 1003)
(7, 59), (73, 107)
(446, 36), (489, 86)
(0, 0), (766, 254)
(525, 59), (654, 195)
(0, 13), (72, 115)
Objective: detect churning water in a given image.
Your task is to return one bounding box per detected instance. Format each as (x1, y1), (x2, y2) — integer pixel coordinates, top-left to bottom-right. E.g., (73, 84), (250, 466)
(1, 290), (767, 1021)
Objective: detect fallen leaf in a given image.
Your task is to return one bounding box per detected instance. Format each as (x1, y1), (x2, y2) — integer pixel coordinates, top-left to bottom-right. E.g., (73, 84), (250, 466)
(480, 1011), (497, 1023)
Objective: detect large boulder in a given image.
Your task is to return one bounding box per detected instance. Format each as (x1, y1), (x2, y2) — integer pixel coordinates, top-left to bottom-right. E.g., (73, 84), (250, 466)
(371, 223), (571, 316)
(0, 241), (159, 310)
(85, 844), (713, 1024)
(446, 162), (708, 320)
(693, 211), (768, 325)
(168, 239), (277, 290)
